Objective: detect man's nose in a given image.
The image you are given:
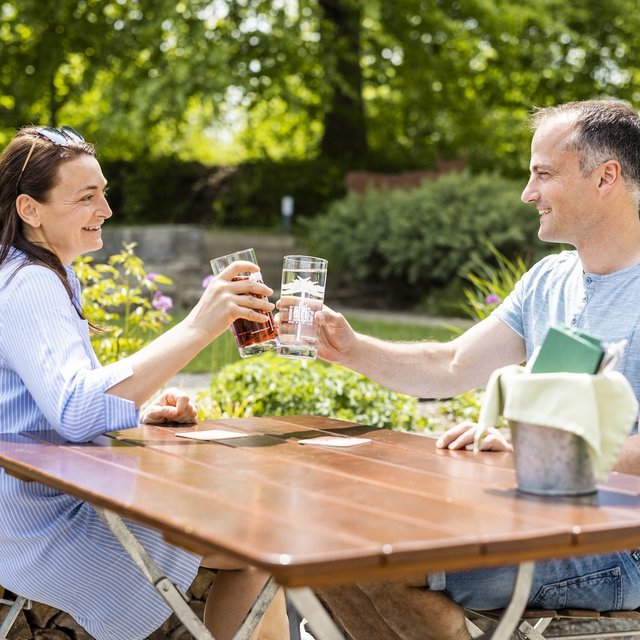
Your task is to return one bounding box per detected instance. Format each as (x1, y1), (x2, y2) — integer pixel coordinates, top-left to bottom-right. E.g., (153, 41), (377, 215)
(521, 178), (537, 203)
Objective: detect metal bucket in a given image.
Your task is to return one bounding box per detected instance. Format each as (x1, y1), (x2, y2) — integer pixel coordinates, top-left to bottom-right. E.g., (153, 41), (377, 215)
(510, 421), (596, 496)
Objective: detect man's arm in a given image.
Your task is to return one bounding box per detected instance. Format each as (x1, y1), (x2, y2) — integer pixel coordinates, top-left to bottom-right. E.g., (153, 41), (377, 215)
(613, 434), (640, 476)
(316, 309), (526, 398)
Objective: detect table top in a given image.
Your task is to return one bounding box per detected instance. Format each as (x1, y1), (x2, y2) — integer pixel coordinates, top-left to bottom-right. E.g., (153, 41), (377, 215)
(1, 415), (640, 588)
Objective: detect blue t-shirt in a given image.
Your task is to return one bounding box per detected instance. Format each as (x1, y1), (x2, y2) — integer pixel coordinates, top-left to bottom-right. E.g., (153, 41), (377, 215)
(494, 250), (640, 429)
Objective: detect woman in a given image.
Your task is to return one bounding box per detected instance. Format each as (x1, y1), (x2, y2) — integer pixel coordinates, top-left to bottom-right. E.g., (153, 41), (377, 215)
(0, 126), (288, 639)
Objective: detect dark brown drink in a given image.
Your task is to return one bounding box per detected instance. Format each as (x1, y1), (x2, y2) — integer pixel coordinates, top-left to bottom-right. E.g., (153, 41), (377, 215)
(231, 275), (278, 357)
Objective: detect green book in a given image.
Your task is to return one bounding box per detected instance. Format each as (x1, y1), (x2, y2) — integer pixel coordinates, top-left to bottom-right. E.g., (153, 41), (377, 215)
(530, 326), (604, 374)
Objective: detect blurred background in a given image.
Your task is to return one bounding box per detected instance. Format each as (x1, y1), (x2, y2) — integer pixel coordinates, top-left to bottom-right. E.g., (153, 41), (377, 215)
(2, 0), (639, 312)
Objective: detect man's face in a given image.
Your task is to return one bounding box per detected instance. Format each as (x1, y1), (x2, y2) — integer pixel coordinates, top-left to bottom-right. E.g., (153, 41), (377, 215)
(521, 117), (602, 247)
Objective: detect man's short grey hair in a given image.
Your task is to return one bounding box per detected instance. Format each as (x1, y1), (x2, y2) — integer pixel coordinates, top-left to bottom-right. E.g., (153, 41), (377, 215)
(530, 100), (640, 208)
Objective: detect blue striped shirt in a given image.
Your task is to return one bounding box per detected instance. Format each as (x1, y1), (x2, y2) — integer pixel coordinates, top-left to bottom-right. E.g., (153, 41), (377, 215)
(0, 249), (200, 639)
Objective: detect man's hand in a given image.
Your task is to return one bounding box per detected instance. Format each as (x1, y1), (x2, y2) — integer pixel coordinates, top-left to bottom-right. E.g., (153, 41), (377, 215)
(315, 306), (357, 364)
(436, 420), (512, 452)
(141, 389), (197, 425)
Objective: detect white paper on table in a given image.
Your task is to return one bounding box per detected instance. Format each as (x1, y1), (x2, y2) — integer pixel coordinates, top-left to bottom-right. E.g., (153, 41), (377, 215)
(298, 436), (371, 447)
(176, 429), (248, 441)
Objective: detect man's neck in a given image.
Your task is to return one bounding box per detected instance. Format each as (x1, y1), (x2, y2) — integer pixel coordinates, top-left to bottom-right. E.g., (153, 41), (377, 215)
(577, 223), (640, 274)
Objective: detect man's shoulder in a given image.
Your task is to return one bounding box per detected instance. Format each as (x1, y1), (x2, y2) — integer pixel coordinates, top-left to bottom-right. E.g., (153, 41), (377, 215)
(526, 250), (579, 279)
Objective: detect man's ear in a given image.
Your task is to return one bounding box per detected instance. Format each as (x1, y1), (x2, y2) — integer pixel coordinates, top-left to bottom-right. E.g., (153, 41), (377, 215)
(15, 194), (41, 228)
(598, 159), (621, 192)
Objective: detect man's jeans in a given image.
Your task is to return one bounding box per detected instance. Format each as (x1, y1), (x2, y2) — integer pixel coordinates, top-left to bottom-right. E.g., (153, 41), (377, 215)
(430, 551), (640, 611)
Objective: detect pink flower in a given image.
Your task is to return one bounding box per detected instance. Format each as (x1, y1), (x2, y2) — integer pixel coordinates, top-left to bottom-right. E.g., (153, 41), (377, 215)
(152, 290), (173, 312)
(146, 272), (159, 282)
(485, 293), (501, 305)
(202, 274), (214, 289)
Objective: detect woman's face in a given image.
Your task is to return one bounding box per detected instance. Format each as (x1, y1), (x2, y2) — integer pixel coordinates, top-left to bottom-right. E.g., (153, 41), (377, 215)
(23, 154), (112, 264)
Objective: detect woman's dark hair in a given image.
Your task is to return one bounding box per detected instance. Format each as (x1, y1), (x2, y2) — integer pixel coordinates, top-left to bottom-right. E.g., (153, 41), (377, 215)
(0, 126), (96, 315)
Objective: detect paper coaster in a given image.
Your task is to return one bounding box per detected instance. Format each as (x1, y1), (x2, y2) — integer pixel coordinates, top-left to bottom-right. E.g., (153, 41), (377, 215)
(298, 436), (371, 447)
(176, 429), (247, 441)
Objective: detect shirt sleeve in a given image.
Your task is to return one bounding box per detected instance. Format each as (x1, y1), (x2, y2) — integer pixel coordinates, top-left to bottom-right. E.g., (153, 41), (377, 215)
(491, 254), (557, 339)
(0, 265), (140, 442)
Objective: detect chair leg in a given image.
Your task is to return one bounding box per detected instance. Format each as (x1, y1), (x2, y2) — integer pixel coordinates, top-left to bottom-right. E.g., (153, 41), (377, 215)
(286, 595), (302, 640)
(0, 595), (28, 639)
(465, 616), (487, 638)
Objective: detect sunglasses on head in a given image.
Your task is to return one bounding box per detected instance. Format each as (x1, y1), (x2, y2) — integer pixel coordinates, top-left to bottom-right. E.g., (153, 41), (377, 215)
(16, 126), (85, 196)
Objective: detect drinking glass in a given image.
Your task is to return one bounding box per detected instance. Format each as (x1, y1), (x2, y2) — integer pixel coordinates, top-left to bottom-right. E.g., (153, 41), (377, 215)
(277, 255), (328, 360)
(210, 248), (278, 358)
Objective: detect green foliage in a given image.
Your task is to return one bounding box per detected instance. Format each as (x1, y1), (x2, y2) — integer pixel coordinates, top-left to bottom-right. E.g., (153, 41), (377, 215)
(212, 158), (348, 226)
(458, 244), (531, 321)
(74, 242), (173, 364)
(306, 171), (542, 305)
(196, 353), (432, 433)
(5, 0), (640, 178)
(96, 157), (347, 226)
(438, 390), (485, 424)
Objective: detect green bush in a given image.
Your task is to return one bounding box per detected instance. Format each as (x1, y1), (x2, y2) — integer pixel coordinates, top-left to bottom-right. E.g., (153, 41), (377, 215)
(305, 170), (544, 305)
(196, 352), (431, 432)
(100, 157), (347, 226)
(75, 243), (174, 364)
(458, 243), (531, 322)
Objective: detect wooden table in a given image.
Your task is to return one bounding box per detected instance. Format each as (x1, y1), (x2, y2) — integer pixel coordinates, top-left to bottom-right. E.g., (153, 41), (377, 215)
(2, 415), (640, 639)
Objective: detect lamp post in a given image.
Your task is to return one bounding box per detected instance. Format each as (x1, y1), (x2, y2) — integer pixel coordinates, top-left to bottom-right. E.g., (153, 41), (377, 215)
(281, 195), (294, 234)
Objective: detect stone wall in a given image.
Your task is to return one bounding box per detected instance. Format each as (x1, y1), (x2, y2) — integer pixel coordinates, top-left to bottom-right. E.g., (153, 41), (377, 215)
(94, 226), (299, 311)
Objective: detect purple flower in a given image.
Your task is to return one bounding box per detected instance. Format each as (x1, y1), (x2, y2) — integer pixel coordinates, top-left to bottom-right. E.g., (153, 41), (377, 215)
(146, 272), (159, 282)
(202, 274), (214, 289)
(152, 290), (173, 312)
(485, 293), (501, 305)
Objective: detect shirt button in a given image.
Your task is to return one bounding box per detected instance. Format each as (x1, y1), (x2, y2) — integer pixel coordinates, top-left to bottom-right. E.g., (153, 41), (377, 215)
(572, 318), (577, 324)
(582, 296), (588, 302)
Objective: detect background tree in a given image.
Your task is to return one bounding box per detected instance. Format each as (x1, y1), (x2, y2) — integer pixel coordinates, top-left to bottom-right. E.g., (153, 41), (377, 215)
(2, 0), (640, 219)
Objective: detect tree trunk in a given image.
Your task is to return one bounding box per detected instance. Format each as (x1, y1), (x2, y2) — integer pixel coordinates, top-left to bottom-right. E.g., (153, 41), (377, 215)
(318, 0), (368, 163)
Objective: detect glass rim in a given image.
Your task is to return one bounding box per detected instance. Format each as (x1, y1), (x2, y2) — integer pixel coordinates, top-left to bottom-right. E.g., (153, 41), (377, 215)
(282, 254), (327, 265)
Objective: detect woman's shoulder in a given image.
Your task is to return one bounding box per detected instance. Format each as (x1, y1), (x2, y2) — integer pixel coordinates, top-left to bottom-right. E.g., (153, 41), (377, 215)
(0, 257), (67, 299)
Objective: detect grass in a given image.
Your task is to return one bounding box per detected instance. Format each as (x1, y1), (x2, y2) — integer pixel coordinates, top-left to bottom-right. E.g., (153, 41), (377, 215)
(177, 313), (458, 375)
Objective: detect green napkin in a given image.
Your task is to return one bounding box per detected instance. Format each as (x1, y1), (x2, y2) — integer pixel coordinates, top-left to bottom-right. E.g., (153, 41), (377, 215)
(474, 365), (638, 480)
(530, 325), (604, 374)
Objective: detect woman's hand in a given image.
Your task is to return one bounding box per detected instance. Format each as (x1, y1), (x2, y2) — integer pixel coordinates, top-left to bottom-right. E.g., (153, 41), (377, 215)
(314, 306), (357, 364)
(435, 420), (512, 452)
(189, 261), (275, 342)
(141, 389), (197, 425)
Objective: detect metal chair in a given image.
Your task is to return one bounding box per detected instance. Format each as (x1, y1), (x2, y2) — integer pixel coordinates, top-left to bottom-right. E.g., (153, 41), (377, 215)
(0, 589), (31, 639)
(465, 608), (640, 639)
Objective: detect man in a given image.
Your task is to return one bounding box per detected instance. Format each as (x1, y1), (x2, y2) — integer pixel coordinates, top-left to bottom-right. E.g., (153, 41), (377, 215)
(314, 100), (640, 639)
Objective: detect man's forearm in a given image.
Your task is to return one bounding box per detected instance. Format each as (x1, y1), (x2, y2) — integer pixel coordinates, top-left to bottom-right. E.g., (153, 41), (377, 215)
(613, 433), (640, 476)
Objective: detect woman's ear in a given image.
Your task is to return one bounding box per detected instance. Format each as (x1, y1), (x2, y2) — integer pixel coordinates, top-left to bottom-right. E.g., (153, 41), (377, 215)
(15, 194), (41, 228)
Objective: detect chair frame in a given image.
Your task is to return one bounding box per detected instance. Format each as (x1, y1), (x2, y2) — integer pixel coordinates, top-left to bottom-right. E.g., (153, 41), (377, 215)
(465, 608), (640, 640)
(0, 592), (31, 639)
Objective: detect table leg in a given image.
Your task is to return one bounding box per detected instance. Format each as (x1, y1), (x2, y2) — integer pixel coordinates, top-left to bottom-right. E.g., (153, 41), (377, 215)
(286, 588), (346, 640)
(479, 560), (535, 640)
(95, 507), (217, 640)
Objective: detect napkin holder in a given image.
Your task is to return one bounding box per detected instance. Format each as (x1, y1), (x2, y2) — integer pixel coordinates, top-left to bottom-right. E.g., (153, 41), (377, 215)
(511, 421), (596, 496)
